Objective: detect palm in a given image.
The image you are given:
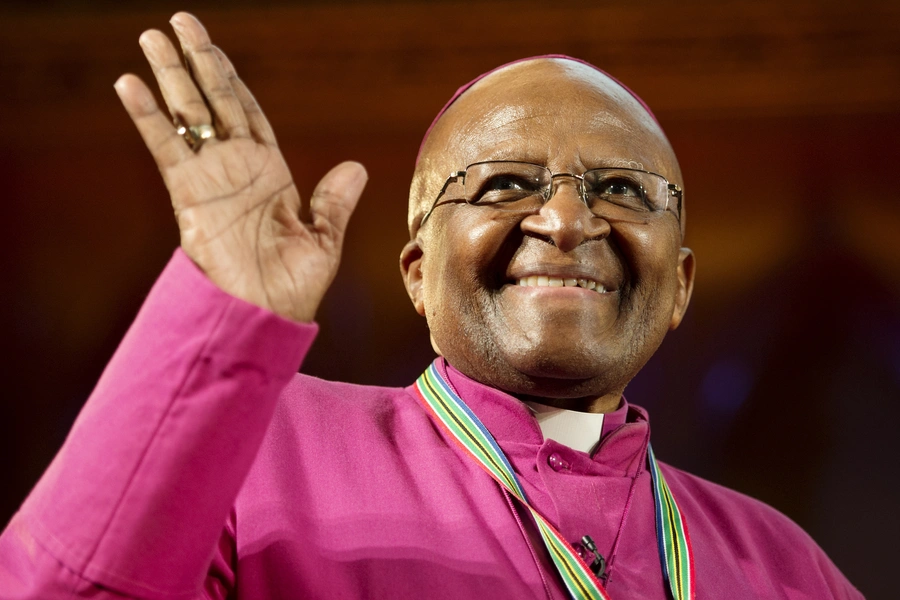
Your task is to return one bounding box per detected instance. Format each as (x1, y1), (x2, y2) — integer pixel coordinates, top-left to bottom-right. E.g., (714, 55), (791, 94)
(115, 13), (366, 322)
(165, 141), (321, 319)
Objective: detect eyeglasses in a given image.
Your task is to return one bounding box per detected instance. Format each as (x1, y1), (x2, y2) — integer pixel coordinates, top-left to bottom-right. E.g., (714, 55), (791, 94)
(419, 160), (682, 228)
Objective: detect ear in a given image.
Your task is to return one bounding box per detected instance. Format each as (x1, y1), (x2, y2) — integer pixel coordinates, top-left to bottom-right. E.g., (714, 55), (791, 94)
(669, 247), (695, 330)
(400, 238), (426, 316)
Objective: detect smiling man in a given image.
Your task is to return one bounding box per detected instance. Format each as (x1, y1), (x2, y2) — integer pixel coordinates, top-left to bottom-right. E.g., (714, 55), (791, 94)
(0, 13), (861, 600)
(403, 57), (692, 414)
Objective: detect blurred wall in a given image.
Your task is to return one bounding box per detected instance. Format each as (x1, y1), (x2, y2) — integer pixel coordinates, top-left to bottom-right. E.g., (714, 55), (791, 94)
(1, 1), (898, 596)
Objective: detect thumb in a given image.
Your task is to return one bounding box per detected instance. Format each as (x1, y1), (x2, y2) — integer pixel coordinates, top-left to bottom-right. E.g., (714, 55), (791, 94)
(309, 161), (368, 249)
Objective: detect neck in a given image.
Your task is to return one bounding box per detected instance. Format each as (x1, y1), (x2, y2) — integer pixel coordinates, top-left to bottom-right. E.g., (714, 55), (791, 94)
(517, 393), (622, 414)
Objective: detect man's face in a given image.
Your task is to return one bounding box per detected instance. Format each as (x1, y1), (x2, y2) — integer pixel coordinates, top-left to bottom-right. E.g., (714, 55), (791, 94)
(402, 60), (694, 411)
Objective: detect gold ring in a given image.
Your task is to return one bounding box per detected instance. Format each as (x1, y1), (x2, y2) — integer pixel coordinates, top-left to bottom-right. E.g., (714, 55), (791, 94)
(176, 123), (216, 150)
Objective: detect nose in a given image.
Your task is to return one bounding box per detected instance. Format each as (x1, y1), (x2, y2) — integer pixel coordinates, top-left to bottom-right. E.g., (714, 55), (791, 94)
(519, 177), (610, 252)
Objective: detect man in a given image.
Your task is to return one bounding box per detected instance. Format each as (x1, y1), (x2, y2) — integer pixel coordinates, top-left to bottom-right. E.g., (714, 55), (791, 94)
(0, 12), (860, 599)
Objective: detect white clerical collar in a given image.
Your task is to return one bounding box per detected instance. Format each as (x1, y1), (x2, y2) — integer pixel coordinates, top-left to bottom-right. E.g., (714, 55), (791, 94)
(524, 401), (605, 454)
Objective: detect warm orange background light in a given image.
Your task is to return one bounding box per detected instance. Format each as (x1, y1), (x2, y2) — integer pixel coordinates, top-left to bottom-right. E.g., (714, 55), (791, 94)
(1, 2), (897, 596)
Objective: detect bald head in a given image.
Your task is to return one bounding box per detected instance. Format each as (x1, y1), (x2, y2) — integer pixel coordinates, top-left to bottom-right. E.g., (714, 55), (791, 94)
(409, 57), (684, 238)
(399, 56), (694, 409)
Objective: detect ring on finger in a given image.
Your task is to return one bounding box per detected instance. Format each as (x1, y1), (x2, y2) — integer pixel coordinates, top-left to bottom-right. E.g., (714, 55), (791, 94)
(175, 121), (217, 151)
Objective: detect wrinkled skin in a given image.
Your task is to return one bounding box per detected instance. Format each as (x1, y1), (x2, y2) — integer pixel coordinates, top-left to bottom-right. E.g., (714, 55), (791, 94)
(401, 60), (695, 413)
(116, 13), (692, 414)
(115, 12), (367, 323)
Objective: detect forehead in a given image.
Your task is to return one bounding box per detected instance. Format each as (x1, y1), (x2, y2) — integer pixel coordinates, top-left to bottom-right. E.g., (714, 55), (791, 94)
(422, 59), (676, 177)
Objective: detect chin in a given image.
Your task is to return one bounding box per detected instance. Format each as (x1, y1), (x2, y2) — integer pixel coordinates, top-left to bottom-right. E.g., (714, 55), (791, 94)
(496, 348), (631, 398)
(517, 353), (600, 379)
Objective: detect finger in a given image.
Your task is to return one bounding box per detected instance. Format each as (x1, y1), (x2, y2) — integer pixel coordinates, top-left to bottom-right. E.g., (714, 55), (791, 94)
(170, 13), (250, 140)
(212, 46), (277, 146)
(138, 29), (212, 131)
(115, 74), (193, 170)
(309, 162), (368, 252)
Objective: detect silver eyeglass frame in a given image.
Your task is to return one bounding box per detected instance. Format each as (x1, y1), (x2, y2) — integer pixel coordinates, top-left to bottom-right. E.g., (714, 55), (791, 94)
(418, 160), (683, 229)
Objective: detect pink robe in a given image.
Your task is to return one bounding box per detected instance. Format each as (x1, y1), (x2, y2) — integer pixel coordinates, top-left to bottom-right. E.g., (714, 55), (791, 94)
(0, 251), (862, 599)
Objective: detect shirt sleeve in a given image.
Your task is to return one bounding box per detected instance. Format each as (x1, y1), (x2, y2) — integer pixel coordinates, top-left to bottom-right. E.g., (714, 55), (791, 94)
(0, 249), (317, 599)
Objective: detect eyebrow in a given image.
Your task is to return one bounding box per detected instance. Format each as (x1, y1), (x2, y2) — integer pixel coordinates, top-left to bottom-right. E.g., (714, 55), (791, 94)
(459, 157), (649, 172)
(592, 158), (647, 171)
(588, 112), (632, 132)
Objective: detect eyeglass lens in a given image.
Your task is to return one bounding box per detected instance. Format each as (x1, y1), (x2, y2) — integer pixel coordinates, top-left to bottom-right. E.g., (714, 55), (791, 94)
(461, 162), (669, 214)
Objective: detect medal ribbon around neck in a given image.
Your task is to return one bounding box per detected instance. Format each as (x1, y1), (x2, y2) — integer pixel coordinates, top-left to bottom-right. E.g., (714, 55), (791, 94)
(412, 361), (695, 600)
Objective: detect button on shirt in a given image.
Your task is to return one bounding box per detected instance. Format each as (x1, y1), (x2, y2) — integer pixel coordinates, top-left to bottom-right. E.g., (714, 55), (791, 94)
(443, 363), (656, 594)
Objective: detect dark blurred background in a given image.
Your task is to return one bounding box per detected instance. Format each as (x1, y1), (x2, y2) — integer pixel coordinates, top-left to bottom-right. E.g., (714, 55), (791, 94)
(1, 0), (898, 596)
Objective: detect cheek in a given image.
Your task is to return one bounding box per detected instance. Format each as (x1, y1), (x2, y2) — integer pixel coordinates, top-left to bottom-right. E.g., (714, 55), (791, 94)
(420, 221), (477, 317)
(621, 222), (681, 280)
(426, 212), (515, 289)
(420, 213), (517, 338)
(614, 223), (683, 325)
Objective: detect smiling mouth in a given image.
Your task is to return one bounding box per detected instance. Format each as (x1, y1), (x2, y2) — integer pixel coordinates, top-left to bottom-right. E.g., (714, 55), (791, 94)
(515, 276), (607, 293)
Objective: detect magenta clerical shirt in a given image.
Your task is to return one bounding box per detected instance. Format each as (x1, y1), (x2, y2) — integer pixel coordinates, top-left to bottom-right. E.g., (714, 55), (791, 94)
(0, 250), (862, 599)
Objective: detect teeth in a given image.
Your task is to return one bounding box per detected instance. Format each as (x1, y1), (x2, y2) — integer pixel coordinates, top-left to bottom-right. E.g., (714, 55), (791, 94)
(515, 276), (606, 292)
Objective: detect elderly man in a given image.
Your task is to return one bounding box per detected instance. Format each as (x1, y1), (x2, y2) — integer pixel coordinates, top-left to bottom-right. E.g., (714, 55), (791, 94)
(0, 12), (860, 600)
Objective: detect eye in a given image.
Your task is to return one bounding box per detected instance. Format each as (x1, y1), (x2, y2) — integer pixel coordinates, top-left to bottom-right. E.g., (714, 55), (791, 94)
(483, 174), (535, 192)
(471, 174), (542, 204)
(587, 172), (651, 211)
(600, 180), (640, 197)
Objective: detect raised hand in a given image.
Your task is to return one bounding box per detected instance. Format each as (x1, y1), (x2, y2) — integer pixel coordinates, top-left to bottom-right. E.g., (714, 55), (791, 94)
(114, 12), (367, 322)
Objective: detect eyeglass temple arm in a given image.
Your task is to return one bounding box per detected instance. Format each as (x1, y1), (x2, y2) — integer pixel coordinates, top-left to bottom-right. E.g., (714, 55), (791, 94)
(419, 171), (468, 228)
(667, 183), (683, 218)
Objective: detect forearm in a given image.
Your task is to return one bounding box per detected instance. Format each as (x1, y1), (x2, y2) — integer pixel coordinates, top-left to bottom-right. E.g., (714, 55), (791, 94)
(0, 249), (315, 599)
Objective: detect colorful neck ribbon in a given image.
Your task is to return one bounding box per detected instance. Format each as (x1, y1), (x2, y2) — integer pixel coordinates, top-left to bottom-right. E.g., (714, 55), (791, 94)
(412, 361), (695, 600)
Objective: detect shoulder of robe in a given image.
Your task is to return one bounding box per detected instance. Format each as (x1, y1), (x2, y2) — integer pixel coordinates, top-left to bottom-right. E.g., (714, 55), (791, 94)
(268, 373), (426, 434)
(657, 461), (817, 543)
(656, 462), (863, 598)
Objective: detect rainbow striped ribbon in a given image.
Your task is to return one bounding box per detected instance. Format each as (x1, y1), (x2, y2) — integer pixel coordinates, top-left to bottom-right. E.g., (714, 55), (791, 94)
(412, 361), (695, 600)
(648, 445), (695, 600)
